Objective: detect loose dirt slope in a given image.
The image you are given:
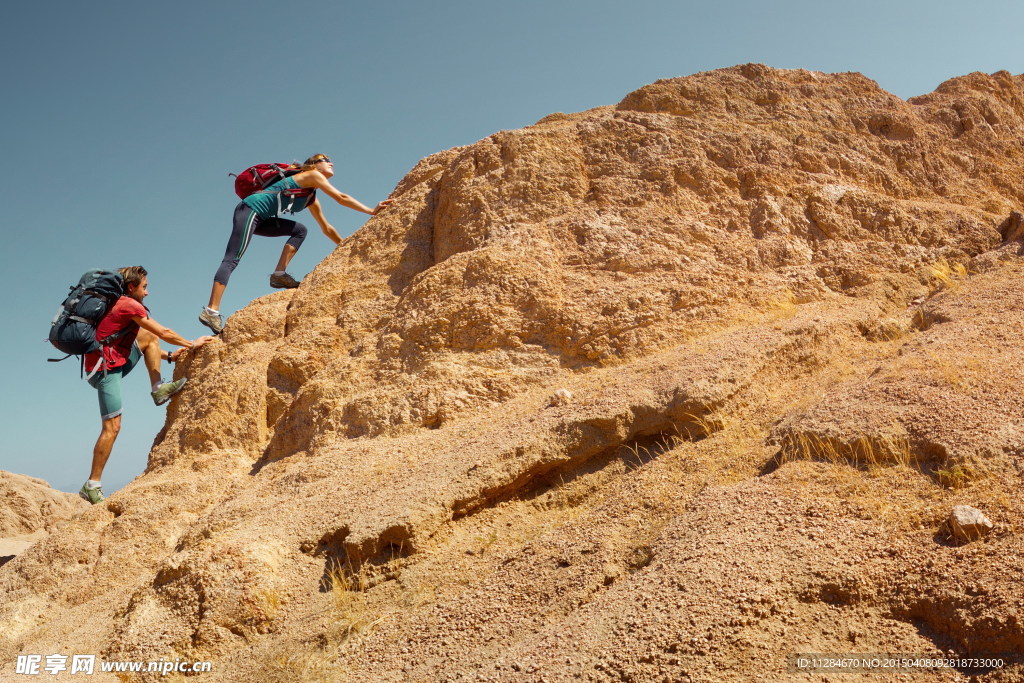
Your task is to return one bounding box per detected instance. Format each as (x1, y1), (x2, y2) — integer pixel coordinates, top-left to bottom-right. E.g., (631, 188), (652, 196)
(3, 64), (1024, 681)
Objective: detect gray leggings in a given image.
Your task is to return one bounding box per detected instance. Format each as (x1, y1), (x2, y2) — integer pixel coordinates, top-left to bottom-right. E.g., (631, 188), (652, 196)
(214, 202), (308, 285)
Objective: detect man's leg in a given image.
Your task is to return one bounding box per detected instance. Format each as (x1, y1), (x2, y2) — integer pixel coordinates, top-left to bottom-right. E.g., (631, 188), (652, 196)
(135, 328), (163, 387)
(89, 415), (121, 481)
(133, 334), (189, 406)
(82, 368), (126, 503)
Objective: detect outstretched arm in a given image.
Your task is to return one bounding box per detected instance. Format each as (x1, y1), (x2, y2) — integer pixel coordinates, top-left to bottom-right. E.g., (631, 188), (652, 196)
(295, 170), (392, 216)
(307, 199), (341, 244)
(133, 315), (214, 360)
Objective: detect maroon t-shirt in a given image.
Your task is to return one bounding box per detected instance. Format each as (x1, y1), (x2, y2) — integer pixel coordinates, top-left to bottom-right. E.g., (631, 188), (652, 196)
(84, 296), (148, 371)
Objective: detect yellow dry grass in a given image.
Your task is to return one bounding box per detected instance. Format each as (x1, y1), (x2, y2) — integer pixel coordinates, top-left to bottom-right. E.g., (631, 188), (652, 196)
(925, 258), (968, 295)
(779, 429), (917, 470)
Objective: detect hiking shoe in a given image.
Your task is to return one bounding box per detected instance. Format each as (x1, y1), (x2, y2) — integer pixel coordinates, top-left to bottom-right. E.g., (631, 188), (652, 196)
(152, 377), (188, 406)
(269, 272), (301, 289)
(79, 482), (105, 504)
(199, 308), (225, 334)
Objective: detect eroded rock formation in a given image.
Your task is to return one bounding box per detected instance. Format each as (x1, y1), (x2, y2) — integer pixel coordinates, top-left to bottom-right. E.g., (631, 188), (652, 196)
(3, 64), (1023, 680)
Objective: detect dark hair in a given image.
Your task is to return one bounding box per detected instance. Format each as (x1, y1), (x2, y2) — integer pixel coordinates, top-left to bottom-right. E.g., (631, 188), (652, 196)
(119, 265), (147, 291)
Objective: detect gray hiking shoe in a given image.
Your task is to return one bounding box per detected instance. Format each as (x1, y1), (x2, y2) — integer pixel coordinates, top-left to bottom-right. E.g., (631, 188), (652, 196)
(269, 272), (301, 289)
(79, 482), (105, 504)
(199, 308), (225, 334)
(152, 377), (188, 406)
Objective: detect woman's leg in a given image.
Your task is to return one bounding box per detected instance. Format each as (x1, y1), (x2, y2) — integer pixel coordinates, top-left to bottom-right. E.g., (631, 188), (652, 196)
(207, 281), (227, 311)
(274, 244), (298, 273)
(209, 203), (262, 310)
(256, 218), (308, 272)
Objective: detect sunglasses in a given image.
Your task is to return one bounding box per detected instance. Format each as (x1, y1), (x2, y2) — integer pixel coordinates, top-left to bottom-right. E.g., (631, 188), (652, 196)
(314, 157), (331, 164)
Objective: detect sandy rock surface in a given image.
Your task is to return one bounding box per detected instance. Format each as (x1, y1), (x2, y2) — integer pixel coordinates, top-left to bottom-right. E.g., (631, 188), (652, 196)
(3, 64), (1024, 680)
(0, 472), (86, 568)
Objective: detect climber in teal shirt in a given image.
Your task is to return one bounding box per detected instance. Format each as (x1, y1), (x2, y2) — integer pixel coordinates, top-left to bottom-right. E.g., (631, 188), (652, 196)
(200, 153), (393, 334)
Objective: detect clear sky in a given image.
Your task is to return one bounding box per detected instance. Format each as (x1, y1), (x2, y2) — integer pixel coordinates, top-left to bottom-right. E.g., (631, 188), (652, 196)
(3, 0), (1021, 495)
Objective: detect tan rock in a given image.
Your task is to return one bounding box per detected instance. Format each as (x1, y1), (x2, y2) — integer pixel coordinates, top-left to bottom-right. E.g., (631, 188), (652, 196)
(0, 471), (86, 569)
(4, 64), (1024, 680)
(0, 471), (86, 538)
(549, 388), (573, 407)
(949, 505), (994, 542)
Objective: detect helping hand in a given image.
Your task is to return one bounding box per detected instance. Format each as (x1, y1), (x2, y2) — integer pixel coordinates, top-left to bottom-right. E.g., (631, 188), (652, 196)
(170, 336), (215, 362)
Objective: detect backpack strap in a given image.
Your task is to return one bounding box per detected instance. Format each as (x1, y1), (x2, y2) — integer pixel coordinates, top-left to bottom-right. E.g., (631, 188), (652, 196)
(253, 168), (313, 215)
(83, 288), (120, 308)
(43, 335), (73, 363)
(87, 319), (140, 380)
(97, 323), (136, 345)
(84, 353), (106, 381)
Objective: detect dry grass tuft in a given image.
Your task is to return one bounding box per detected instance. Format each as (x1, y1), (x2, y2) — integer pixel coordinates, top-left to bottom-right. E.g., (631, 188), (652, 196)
(257, 587), (282, 623)
(325, 561), (386, 642)
(925, 258), (968, 295)
(934, 461), (990, 490)
(264, 647), (343, 683)
(779, 430), (917, 470)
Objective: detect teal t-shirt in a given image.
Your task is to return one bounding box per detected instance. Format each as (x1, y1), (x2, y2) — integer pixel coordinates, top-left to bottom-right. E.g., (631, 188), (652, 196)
(243, 176), (315, 218)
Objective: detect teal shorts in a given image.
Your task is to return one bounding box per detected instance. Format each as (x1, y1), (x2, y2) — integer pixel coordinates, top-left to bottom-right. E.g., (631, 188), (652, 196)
(88, 344), (142, 420)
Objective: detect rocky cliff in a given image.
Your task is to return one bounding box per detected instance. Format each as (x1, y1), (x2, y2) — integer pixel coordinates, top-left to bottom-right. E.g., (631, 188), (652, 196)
(0, 472), (85, 569)
(2, 64), (1023, 681)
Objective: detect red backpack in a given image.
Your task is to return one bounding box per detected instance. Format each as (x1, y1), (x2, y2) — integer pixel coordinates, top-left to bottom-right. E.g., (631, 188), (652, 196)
(232, 162), (299, 198)
(231, 162), (317, 213)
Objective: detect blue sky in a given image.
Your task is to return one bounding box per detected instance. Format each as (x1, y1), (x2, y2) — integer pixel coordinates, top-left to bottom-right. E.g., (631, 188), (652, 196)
(3, 0), (1022, 494)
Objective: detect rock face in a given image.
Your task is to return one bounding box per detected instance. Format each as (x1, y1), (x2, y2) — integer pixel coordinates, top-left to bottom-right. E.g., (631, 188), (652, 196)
(0, 472), (86, 567)
(3, 65), (1024, 680)
(0, 471), (86, 538)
